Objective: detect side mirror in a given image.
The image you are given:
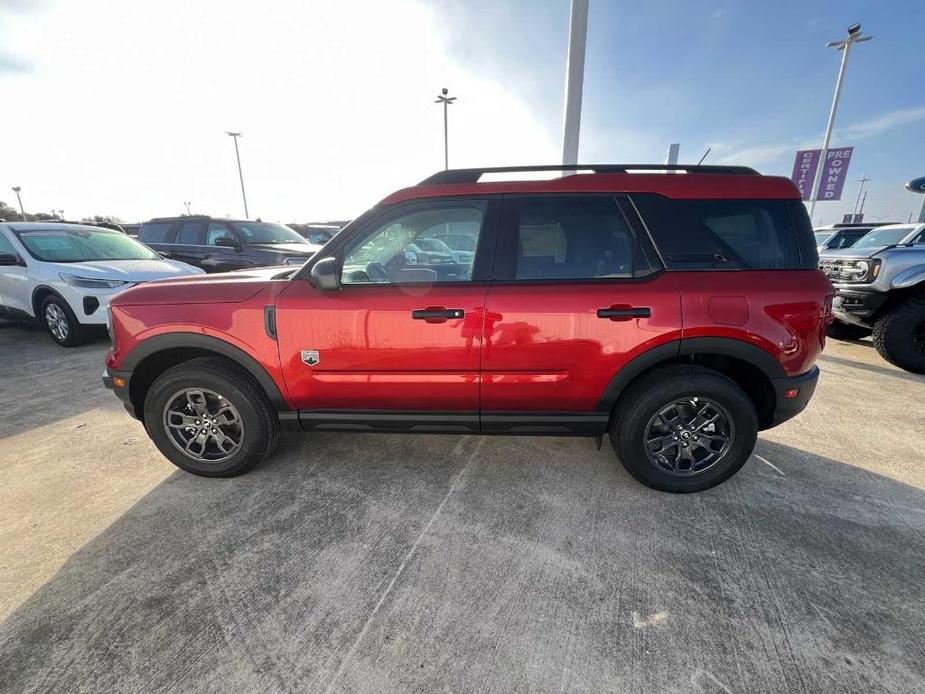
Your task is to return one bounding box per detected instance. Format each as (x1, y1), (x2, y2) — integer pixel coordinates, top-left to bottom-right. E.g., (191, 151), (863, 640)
(214, 236), (241, 250)
(0, 253), (23, 267)
(309, 257), (341, 291)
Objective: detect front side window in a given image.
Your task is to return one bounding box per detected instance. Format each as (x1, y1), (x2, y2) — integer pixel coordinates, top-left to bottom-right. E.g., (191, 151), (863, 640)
(14, 228), (160, 262)
(633, 195), (804, 270)
(206, 222), (235, 246)
(511, 196), (638, 280)
(341, 202), (484, 284)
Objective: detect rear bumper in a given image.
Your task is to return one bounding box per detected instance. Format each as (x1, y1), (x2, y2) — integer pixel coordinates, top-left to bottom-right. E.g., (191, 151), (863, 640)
(832, 289), (888, 327)
(767, 366), (819, 428)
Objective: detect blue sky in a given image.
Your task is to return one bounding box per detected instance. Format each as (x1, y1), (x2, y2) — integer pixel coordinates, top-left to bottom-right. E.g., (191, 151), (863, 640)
(1, 0), (922, 224)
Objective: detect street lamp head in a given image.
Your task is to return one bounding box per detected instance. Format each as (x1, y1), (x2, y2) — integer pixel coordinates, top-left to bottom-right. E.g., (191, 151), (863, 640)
(847, 23), (861, 36)
(442, 87), (448, 95)
(12, 186), (21, 193)
(226, 131), (242, 137)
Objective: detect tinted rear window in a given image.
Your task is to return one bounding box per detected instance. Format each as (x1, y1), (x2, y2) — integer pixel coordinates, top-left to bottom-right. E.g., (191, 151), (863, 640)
(632, 195), (813, 270)
(139, 222), (172, 243)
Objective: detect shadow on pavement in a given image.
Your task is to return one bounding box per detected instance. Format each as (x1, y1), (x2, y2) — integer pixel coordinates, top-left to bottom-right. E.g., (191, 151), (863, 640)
(818, 352), (925, 384)
(0, 322), (113, 439)
(1, 435), (923, 693)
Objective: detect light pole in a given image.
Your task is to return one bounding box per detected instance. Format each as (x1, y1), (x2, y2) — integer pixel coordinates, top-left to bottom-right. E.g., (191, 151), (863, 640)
(852, 174), (870, 216)
(57, 209), (64, 220)
(184, 201), (192, 216)
(561, 0), (589, 166)
(808, 23), (872, 221)
(11, 187), (26, 221)
(225, 131), (249, 218)
(434, 88), (456, 170)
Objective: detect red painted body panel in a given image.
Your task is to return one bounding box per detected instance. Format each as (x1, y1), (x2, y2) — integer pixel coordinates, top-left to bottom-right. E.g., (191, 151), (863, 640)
(481, 276), (682, 411)
(381, 173), (801, 206)
(274, 280), (487, 410)
(674, 270), (834, 376)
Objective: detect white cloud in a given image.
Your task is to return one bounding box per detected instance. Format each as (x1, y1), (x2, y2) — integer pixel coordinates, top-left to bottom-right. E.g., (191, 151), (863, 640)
(0, 0), (557, 221)
(713, 105), (925, 167)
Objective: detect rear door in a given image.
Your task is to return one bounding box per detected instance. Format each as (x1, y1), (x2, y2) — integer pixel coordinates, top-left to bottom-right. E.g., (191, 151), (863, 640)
(0, 229), (30, 315)
(481, 195), (682, 432)
(169, 220), (207, 268)
(275, 198), (498, 429)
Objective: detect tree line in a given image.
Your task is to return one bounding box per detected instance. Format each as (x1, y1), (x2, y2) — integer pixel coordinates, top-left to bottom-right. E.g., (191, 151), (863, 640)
(0, 200), (122, 224)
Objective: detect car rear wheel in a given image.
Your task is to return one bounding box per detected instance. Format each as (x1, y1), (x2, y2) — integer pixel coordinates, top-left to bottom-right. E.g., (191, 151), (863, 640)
(41, 294), (87, 347)
(827, 319), (872, 340)
(873, 295), (925, 374)
(610, 365), (758, 493)
(143, 356), (279, 477)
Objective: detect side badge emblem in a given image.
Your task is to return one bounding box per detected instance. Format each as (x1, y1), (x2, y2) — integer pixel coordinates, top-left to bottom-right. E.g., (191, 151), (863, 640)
(301, 350), (320, 367)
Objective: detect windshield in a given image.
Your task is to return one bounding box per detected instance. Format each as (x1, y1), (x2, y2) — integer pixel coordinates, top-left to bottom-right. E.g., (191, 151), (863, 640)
(235, 222), (305, 244)
(15, 228), (160, 262)
(415, 238), (452, 253)
(814, 232), (831, 246)
(434, 233), (477, 252)
(853, 226), (914, 249)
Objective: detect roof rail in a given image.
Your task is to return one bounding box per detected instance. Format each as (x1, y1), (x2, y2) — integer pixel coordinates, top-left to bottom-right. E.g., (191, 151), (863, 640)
(419, 164), (760, 185)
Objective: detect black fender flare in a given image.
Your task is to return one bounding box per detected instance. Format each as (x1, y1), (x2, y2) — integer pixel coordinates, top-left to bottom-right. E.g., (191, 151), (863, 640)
(595, 336), (785, 413)
(120, 332), (288, 410)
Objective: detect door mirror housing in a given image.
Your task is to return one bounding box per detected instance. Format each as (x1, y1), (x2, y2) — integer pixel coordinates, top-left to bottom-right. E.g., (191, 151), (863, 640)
(213, 236), (241, 250)
(0, 253), (24, 267)
(310, 257), (341, 291)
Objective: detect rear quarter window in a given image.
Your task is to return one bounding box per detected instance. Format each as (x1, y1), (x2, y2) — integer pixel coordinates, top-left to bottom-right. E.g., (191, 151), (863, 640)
(138, 222), (172, 244)
(632, 194), (815, 270)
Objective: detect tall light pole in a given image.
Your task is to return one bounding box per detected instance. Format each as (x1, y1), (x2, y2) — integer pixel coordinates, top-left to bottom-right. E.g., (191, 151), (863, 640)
(808, 23), (872, 221)
(852, 174), (870, 216)
(434, 88), (456, 170)
(184, 201), (192, 216)
(11, 187), (26, 221)
(225, 131), (249, 218)
(561, 0), (589, 166)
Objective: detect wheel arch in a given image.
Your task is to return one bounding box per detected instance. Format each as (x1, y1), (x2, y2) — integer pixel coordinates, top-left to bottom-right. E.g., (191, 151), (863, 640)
(32, 284), (67, 318)
(121, 333), (288, 419)
(597, 337), (784, 430)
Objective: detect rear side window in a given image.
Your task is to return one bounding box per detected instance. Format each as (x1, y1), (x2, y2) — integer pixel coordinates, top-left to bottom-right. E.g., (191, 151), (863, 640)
(507, 196), (648, 280)
(138, 222), (172, 244)
(177, 221), (204, 245)
(633, 194), (812, 270)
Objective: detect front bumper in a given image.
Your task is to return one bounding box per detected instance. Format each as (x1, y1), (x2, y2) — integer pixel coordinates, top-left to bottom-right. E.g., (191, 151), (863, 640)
(767, 366), (819, 428)
(102, 367), (137, 419)
(831, 288), (888, 327)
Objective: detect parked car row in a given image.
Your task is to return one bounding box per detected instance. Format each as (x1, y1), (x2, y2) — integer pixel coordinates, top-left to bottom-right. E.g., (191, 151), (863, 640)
(819, 222), (925, 373)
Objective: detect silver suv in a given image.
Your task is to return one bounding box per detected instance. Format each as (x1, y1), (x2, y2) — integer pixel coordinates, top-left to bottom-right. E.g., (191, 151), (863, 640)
(819, 223), (925, 373)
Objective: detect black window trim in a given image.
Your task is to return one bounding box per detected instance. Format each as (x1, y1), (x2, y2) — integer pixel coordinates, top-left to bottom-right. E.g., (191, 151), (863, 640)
(490, 192), (664, 285)
(296, 196), (502, 288)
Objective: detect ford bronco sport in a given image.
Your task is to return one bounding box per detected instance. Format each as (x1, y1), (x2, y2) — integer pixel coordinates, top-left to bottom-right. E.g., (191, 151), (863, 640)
(103, 164), (832, 493)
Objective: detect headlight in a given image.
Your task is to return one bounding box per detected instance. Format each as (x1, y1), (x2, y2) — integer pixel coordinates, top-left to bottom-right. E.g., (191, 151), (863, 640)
(59, 273), (129, 289)
(844, 259), (881, 283)
(284, 257), (307, 266)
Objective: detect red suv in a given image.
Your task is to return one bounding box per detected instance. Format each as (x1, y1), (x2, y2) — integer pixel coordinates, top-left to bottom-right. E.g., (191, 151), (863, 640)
(104, 165), (832, 492)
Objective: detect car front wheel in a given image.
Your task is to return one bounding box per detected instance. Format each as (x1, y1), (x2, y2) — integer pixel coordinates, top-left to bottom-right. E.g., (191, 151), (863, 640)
(610, 365), (758, 493)
(41, 294), (87, 347)
(873, 295), (925, 374)
(143, 356), (279, 477)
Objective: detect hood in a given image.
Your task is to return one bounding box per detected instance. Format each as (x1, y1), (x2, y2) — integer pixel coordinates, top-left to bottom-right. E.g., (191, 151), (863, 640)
(818, 246), (886, 260)
(51, 258), (204, 281)
(111, 265), (291, 305)
(249, 242), (322, 255)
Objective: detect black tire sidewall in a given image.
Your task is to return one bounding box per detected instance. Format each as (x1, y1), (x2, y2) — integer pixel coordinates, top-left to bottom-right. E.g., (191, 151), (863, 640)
(41, 294), (83, 347)
(144, 366), (272, 477)
(613, 371), (758, 493)
(874, 299), (925, 374)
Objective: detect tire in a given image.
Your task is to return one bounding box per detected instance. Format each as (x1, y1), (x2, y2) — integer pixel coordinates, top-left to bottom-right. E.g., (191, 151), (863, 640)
(609, 365), (758, 493)
(41, 294), (87, 347)
(872, 295), (925, 374)
(143, 356), (279, 477)
(827, 319), (872, 340)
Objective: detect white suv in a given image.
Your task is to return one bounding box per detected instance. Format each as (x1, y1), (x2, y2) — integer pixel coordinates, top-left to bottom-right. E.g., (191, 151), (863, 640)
(0, 222), (204, 346)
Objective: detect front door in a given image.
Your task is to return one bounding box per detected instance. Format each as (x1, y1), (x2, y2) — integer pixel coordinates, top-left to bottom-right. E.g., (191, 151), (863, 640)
(0, 230), (30, 316)
(480, 194), (682, 432)
(275, 198), (498, 430)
